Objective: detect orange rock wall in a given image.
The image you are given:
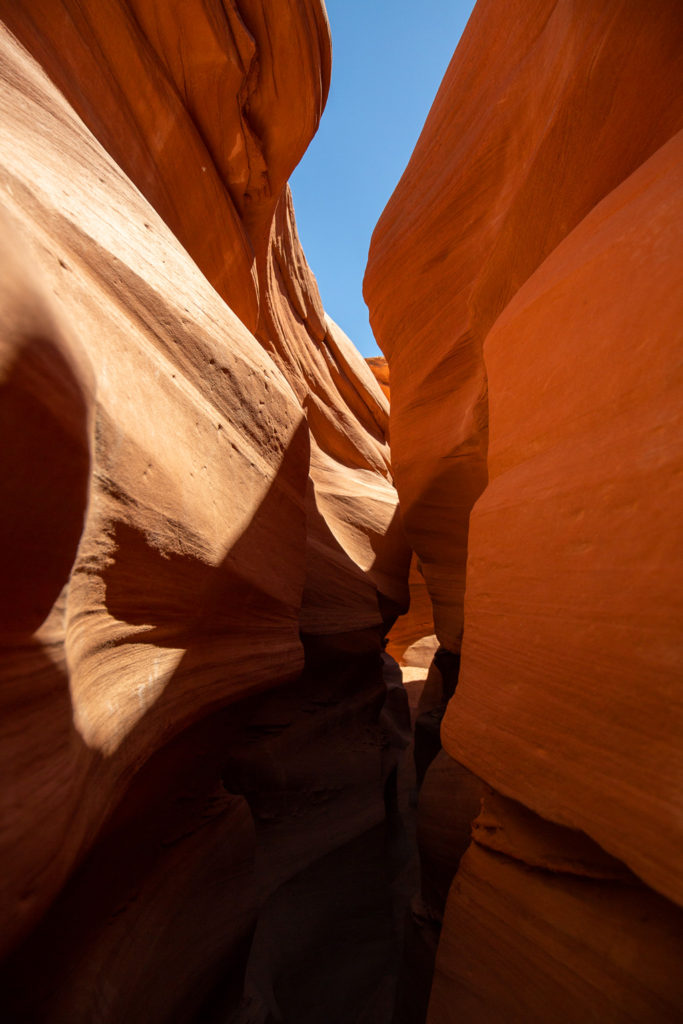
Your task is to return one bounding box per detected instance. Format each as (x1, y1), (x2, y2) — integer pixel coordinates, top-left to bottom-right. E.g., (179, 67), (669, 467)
(445, 132), (683, 905)
(365, 0), (683, 653)
(0, 5), (411, 1019)
(366, 356), (435, 667)
(2, 0), (409, 639)
(385, 554), (434, 667)
(431, 838), (683, 1024)
(366, 355), (390, 401)
(365, 0), (683, 1019)
(0, 0), (331, 333)
(1, 23), (308, 954)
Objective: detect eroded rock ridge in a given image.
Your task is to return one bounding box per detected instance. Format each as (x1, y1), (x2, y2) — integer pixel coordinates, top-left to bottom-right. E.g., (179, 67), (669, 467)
(0, 3), (411, 1021)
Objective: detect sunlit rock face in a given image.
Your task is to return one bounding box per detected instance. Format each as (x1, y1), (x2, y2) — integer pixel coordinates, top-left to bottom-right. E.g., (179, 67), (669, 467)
(365, 0), (683, 655)
(444, 133), (683, 904)
(1, 0), (409, 639)
(0, 15), (305, 946)
(0, 0), (332, 335)
(0, 4), (411, 1020)
(365, 0), (683, 1020)
(366, 356), (434, 669)
(366, 355), (390, 401)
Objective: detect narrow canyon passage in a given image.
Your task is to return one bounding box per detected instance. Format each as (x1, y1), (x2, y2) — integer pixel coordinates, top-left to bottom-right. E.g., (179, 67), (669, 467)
(1, 2), (682, 1023)
(1, 639), (430, 1022)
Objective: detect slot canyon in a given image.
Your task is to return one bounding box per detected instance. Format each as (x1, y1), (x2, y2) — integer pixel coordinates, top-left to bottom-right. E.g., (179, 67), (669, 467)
(1, 1), (682, 1021)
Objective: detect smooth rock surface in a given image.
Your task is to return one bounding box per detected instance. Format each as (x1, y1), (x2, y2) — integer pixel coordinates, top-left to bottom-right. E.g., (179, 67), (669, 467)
(365, 0), (683, 652)
(429, 841), (683, 1024)
(1, 0), (409, 639)
(365, 1), (683, 1018)
(0, 6), (410, 1017)
(443, 131), (683, 905)
(386, 555), (435, 667)
(366, 355), (390, 401)
(0, 0), (332, 334)
(0, 19), (308, 958)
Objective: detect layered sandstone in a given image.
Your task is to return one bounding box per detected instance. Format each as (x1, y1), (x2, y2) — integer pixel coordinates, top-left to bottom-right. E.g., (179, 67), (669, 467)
(444, 131), (683, 906)
(431, 825), (683, 1024)
(365, 0), (683, 653)
(0, 0), (409, 640)
(365, 356), (435, 668)
(0, 0), (331, 334)
(365, 0), (683, 1020)
(366, 355), (390, 401)
(0, 5), (411, 1020)
(0, 20), (306, 955)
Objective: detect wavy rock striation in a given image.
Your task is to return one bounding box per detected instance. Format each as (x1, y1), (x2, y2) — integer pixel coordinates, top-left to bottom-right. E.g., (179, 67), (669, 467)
(0, 4), (411, 1021)
(365, 0), (683, 654)
(1, 0), (408, 640)
(365, 0), (683, 1020)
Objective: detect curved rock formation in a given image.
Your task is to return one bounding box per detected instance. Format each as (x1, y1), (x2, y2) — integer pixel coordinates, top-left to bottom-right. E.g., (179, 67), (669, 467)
(365, 356), (435, 667)
(0, 0), (331, 334)
(0, 5), (411, 1020)
(365, 0), (683, 653)
(6, 0), (682, 1017)
(430, 825), (683, 1024)
(0, 15), (308, 961)
(444, 130), (683, 906)
(365, 0), (683, 1020)
(366, 355), (390, 401)
(0, 0), (408, 641)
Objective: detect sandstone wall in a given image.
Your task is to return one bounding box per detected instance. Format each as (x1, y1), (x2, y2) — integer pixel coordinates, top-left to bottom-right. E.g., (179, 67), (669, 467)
(366, 356), (435, 668)
(0, 5), (411, 1020)
(1, 0), (409, 638)
(365, 0), (683, 1019)
(365, 0), (683, 654)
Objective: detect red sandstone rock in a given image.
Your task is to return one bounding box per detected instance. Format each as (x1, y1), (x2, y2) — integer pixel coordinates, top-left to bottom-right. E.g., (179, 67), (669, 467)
(401, 635), (439, 671)
(361, 360), (435, 667)
(470, 791), (634, 883)
(366, 356), (390, 401)
(386, 555), (435, 666)
(365, 0), (683, 1016)
(2, 652), (405, 1023)
(443, 131), (683, 906)
(0, 19), (310, 958)
(0, 0), (331, 335)
(1, 0), (409, 639)
(0, 1), (414, 1014)
(364, 0), (683, 652)
(0, 16), (408, 1009)
(297, 316), (408, 635)
(429, 841), (683, 1024)
(416, 752), (487, 916)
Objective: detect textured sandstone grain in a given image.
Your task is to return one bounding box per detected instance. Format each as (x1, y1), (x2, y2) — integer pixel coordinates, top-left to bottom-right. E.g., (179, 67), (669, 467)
(362, 358), (436, 667)
(0, 0), (331, 334)
(428, 841), (683, 1024)
(443, 131), (683, 906)
(1, 0), (409, 640)
(2, 653), (407, 1023)
(366, 355), (390, 401)
(386, 555), (435, 666)
(416, 752), (487, 916)
(365, 1), (683, 1017)
(0, 6), (408, 1002)
(0, 19), (309, 956)
(364, 0), (683, 652)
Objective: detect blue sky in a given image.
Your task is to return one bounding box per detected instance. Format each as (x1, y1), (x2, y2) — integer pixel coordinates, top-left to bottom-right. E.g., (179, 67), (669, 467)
(290, 0), (476, 358)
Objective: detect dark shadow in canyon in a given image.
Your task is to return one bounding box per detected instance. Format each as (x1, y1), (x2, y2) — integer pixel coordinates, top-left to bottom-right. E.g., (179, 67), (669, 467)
(2, 399), (420, 1022)
(0, 333), (95, 964)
